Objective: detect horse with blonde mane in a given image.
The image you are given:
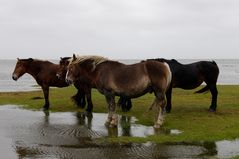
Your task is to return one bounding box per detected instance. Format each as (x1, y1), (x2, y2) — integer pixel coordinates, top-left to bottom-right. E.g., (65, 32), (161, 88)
(65, 54), (172, 128)
(56, 56), (132, 112)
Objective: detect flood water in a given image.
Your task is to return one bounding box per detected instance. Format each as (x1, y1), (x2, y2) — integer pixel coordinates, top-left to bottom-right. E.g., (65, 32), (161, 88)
(0, 105), (239, 159)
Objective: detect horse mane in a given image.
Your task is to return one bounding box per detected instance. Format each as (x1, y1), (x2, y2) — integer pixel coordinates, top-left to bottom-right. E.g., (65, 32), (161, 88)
(60, 57), (71, 61)
(18, 58), (48, 62)
(70, 55), (109, 66)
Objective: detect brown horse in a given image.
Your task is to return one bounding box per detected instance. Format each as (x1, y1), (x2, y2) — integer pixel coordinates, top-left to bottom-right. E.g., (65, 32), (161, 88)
(12, 58), (82, 110)
(65, 54), (172, 128)
(56, 57), (93, 112)
(56, 57), (132, 112)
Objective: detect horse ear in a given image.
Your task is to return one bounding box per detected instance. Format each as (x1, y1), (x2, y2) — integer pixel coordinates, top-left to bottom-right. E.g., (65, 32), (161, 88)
(60, 57), (63, 60)
(17, 58), (19, 61)
(28, 58), (33, 62)
(73, 54), (76, 61)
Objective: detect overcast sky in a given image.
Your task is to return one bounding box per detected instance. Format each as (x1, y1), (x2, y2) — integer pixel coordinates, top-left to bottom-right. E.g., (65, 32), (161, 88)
(1, 0), (239, 59)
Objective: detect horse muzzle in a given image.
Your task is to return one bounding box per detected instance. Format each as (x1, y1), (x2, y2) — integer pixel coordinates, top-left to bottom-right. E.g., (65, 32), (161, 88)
(65, 78), (74, 85)
(12, 74), (18, 81)
(56, 73), (62, 79)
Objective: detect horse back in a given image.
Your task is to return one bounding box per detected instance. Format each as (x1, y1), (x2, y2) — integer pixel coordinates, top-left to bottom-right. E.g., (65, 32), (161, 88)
(145, 60), (171, 91)
(33, 61), (68, 87)
(172, 60), (219, 88)
(198, 61), (219, 82)
(96, 61), (151, 96)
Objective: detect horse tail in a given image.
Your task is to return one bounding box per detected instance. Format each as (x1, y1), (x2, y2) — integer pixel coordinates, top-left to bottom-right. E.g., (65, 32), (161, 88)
(211, 60), (219, 72)
(163, 62), (172, 89)
(194, 85), (209, 93)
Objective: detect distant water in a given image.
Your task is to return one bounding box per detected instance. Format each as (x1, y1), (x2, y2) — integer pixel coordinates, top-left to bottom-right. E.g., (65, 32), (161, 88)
(0, 59), (238, 92)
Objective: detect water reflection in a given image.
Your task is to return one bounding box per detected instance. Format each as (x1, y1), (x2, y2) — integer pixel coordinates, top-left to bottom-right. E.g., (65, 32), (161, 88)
(0, 105), (239, 159)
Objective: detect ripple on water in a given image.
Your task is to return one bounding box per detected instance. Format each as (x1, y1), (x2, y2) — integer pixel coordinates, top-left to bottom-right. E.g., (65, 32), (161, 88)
(0, 105), (239, 159)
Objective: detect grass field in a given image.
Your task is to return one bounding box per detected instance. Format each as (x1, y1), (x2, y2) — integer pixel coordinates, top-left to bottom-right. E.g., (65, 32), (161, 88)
(0, 85), (239, 143)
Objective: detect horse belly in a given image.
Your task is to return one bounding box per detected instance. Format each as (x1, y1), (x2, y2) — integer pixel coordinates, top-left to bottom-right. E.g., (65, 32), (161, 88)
(111, 76), (151, 97)
(173, 77), (203, 89)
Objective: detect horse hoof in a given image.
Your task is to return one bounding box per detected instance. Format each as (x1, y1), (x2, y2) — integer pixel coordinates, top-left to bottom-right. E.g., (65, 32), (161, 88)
(153, 124), (161, 129)
(43, 110), (50, 116)
(42, 107), (49, 111)
(105, 121), (110, 127)
(83, 111), (93, 117)
(209, 108), (216, 112)
(109, 123), (117, 128)
(166, 110), (171, 113)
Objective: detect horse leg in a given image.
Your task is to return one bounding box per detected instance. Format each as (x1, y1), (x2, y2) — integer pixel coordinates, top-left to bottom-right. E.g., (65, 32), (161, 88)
(42, 85), (49, 110)
(105, 95), (118, 127)
(72, 87), (86, 108)
(125, 98), (132, 111)
(209, 85), (218, 112)
(154, 92), (167, 129)
(118, 97), (132, 112)
(117, 96), (125, 109)
(165, 86), (172, 113)
(148, 98), (157, 111)
(85, 88), (93, 113)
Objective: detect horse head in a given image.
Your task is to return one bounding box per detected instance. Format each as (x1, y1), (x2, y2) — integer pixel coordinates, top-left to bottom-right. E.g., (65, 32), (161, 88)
(65, 54), (81, 84)
(65, 54), (104, 84)
(12, 58), (33, 81)
(56, 57), (71, 79)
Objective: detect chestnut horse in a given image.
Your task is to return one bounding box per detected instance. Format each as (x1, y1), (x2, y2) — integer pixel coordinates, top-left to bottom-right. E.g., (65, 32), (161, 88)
(65, 55), (172, 128)
(122, 59), (219, 113)
(12, 58), (84, 110)
(56, 57), (132, 112)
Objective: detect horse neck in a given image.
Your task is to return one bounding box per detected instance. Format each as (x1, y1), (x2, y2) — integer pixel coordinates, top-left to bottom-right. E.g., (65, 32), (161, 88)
(83, 70), (98, 87)
(25, 61), (43, 78)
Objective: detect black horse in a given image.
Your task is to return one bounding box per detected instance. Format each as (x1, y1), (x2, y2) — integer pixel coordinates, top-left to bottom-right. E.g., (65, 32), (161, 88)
(122, 59), (219, 113)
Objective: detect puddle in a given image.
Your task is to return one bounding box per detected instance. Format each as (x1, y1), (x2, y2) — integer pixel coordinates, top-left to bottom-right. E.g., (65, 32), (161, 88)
(0, 105), (239, 159)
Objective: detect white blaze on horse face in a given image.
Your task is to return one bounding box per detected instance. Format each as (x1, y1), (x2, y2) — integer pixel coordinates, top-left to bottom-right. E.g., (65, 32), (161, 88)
(65, 69), (71, 83)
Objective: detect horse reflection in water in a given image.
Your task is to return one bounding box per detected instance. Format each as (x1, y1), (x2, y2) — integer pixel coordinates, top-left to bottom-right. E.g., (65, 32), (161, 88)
(65, 54), (172, 128)
(13, 111), (218, 159)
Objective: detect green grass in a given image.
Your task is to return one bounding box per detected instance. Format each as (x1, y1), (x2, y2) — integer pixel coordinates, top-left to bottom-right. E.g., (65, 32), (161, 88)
(0, 85), (239, 143)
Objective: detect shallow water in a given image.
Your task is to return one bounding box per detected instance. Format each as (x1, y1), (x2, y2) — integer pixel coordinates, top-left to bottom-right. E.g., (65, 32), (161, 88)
(0, 105), (239, 158)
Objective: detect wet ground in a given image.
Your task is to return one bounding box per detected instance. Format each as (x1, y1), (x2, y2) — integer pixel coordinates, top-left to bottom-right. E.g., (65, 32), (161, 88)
(0, 105), (239, 159)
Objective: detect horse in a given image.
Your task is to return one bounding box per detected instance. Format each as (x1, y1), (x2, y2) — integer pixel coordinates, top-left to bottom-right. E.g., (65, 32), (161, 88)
(65, 54), (172, 128)
(154, 59), (219, 112)
(56, 57), (132, 112)
(122, 59), (219, 113)
(12, 58), (84, 110)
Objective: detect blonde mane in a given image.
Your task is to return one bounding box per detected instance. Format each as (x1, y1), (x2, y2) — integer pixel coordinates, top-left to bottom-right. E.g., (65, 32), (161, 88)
(69, 55), (109, 66)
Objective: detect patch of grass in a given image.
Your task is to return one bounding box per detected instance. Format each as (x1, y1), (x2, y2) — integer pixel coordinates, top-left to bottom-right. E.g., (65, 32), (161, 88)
(0, 85), (239, 143)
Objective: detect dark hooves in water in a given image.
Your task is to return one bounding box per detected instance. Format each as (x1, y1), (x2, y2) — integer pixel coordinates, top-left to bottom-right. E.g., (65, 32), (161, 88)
(43, 109), (50, 116)
(165, 108), (171, 113)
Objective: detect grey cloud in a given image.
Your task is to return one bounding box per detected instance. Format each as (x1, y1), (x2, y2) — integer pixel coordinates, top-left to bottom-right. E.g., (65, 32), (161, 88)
(0, 0), (239, 59)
